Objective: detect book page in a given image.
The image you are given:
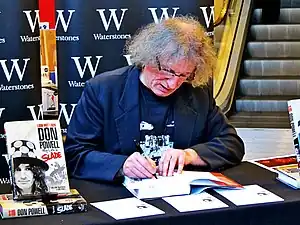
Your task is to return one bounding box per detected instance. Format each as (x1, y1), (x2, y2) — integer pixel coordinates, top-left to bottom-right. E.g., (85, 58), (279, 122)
(91, 197), (164, 220)
(163, 192), (228, 212)
(123, 175), (190, 199)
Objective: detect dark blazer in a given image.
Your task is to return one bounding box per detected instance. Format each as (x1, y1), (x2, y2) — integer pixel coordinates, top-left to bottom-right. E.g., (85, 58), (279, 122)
(64, 66), (244, 182)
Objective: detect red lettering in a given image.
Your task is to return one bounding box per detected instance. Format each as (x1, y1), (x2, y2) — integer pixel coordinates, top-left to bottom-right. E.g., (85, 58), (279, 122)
(41, 152), (62, 162)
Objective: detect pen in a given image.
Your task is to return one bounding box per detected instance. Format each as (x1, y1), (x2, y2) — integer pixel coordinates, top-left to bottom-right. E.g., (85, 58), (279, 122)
(134, 140), (158, 179)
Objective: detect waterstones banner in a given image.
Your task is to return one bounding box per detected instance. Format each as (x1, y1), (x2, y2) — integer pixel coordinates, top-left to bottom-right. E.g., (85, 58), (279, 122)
(0, 0), (41, 180)
(56, 0), (214, 132)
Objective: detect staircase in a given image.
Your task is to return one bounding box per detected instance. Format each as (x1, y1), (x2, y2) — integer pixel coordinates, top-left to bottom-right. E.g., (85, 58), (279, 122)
(229, 0), (300, 128)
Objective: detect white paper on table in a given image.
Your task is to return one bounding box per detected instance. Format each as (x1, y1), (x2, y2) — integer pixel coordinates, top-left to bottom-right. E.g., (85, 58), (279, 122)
(163, 192), (228, 212)
(215, 184), (284, 206)
(90, 197), (165, 220)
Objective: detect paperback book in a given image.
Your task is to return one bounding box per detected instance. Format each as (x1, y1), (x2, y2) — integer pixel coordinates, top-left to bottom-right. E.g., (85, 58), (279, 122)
(251, 155), (300, 189)
(4, 120), (70, 200)
(0, 189), (87, 219)
(273, 164), (300, 189)
(123, 171), (243, 199)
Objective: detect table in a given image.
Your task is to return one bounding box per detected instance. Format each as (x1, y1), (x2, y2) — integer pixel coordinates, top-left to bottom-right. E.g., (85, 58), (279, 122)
(1, 162), (300, 225)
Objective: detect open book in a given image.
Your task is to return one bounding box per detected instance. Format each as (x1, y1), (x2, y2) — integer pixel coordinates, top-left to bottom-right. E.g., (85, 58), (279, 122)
(123, 171), (243, 199)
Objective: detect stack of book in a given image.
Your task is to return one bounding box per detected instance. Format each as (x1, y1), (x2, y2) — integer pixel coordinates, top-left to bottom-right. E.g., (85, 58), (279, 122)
(0, 189), (87, 219)
(0, 120), (88, 219)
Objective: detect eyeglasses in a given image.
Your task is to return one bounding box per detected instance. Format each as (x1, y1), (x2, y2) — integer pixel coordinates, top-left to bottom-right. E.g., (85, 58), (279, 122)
(155, 57), (196, 81)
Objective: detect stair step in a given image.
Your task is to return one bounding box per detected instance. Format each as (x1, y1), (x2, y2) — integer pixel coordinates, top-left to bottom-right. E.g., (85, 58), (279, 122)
(247, 42), (300, 58)
(244, 59), (300, 76)
(281, 0), (300, 8)
(230, 120), (291, 128)
(229, 111), (289, 120)
(229, 112), (290, 128)
(252, 8), (300, 24)
(251, 25), (300, 41)
(235, 96), (299, 112)
(239, 77), (300, 96)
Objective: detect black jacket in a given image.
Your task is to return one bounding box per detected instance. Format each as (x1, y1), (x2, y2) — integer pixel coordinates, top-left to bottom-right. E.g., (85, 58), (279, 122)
(64, 66), (245, 182)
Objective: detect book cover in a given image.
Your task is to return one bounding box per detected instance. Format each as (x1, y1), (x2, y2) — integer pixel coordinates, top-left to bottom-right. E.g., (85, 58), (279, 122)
(251, 154), (297, 172)
(0, 189), (87, 219)
(287, 99), (300, 167)
(273, 164), (300, 189)
(251, 155), (300, 189)
(4, 120), (70, 200)
(123, 171), (243, 199)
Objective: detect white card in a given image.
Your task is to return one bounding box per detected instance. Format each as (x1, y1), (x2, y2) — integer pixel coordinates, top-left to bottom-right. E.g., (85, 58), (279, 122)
(163, 192), (228, 212)
(91, 197), (164, 220)
(215, 184), (284, 206)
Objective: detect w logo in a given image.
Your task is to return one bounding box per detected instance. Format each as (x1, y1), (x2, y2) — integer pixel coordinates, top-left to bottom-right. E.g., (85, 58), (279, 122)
(27, 104), (77, 125)
(96, 9), (128, 31)
(148, 7), (179, 24)
(23, 10), (75, 33)
(0, 58), (30, 82)
(200, 6), (214, 28)
(0, 108), (5, 119)
(71, 56), (103, 79)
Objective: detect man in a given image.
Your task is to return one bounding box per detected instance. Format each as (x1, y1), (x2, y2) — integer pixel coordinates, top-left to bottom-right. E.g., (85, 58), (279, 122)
(64, 16), (245, 182)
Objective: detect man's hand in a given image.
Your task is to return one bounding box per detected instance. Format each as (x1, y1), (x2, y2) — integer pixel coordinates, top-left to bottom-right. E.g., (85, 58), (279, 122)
(123, 152), (156, 179)
(158, 148), (207, 176)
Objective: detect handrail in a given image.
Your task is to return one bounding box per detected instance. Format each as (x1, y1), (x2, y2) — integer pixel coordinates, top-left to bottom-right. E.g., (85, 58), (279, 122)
(214, 0), (253, 114)
(214, 0), (231, 27)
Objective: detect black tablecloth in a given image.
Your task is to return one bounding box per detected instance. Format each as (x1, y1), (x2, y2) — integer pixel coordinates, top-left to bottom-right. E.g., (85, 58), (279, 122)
(1, 162), (300, 225)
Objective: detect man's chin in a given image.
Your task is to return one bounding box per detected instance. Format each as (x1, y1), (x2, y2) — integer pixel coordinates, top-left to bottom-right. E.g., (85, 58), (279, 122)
(154, 90), (173, 97)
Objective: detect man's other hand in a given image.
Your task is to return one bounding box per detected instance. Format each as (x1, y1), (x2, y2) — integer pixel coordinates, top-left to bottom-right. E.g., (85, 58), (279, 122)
(158, 148), (207, 176)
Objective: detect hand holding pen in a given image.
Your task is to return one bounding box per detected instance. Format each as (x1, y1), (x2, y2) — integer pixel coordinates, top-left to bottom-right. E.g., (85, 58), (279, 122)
(121, 141), (157, 179)
(134, 141), (158, 179)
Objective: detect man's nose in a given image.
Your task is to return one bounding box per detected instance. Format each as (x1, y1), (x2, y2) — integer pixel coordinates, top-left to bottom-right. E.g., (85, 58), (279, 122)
(20, 171), (27, 179)
(166, 76), (181, 89)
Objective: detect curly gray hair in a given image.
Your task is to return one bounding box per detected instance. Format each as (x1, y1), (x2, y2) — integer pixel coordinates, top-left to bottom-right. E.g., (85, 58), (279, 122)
(125, 16), (216, 87)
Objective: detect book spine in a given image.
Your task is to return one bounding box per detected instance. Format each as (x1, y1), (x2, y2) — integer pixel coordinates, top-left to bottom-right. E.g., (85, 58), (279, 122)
(1, 199), (87, 219)
(288, 101), (300, 168)
(0, 205), (48, 219)
(46, 199), (88, 215)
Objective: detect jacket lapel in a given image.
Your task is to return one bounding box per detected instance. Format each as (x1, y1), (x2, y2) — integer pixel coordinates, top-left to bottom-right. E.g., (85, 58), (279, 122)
(173, 92), (198, 149)
(115, 67), (141, 154)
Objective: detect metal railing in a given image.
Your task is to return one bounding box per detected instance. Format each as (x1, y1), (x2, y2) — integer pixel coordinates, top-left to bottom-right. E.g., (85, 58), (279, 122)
(214, 0), (231, 27)
(213, 0), (253, 113)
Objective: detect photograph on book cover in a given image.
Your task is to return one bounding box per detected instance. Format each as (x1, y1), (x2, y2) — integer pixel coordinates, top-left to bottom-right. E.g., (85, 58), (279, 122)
(10, 140), (49, 199)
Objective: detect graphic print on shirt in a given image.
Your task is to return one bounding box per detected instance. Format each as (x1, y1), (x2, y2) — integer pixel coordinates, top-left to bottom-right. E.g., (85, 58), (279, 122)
(139, 120), (174, 163)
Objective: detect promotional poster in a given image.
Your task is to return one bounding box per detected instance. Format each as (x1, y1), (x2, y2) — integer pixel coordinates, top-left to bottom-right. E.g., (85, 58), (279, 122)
(0, 0), (42, 181)
(0, 0), (214, 185)
(55, 0), (214, 131)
